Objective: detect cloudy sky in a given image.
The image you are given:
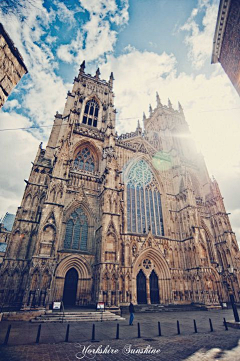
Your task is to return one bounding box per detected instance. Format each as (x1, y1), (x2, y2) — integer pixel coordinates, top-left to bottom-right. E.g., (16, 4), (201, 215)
(0, 0), (240, 240)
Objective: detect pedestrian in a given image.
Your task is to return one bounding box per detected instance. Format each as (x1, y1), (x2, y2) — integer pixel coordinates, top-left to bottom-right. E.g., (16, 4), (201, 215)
(129, 302), (135, 325)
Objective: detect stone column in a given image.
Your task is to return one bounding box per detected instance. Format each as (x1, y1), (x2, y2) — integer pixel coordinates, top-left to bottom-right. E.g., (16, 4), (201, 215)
(107, 291), (111, 306)
(115, 290), (119, 306)
(146, 277), (151, 304)
(158, 278), (161, 303)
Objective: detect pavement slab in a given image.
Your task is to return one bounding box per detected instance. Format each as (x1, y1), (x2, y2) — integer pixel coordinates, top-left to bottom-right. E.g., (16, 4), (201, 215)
(0, 309), (240, 361)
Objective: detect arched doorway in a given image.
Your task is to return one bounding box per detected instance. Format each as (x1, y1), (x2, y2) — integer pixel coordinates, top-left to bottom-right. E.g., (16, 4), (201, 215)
(63, 268), (78, 306)
(137, 270), (147, 304)
(150, 270), (160, 304)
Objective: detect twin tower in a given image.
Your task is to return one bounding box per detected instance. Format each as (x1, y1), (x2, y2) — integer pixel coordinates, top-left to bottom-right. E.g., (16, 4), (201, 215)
(1, 61), (240, 310)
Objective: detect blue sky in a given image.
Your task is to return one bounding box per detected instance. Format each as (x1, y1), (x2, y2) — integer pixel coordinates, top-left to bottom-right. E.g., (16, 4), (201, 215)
(0, 0), (240, 239)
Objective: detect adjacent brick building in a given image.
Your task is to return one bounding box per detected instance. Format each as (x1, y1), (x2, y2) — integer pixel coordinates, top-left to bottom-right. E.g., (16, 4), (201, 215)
(0, 23), (28, 108)
(212, 0), (240, 96)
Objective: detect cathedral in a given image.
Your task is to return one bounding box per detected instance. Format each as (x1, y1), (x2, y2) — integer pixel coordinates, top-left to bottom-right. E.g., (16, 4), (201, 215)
(1, 62), (240, 310)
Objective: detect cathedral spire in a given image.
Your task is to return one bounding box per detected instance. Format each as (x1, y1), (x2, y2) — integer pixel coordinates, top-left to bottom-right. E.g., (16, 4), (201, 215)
(149, 104), (153, 116)
(95, 67), (101, 79)
(109, 72), (114, 88)
(178, 101), (183, 113)
(156, 92), (162, 107)
(168, 98), (172, 109)
(136, 119), (142, 135)
(80, 60), (85, 73)
(143, 112), (146, 121)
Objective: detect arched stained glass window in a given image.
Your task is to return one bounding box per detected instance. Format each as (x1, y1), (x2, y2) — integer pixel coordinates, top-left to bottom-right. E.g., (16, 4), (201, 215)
(74, 147), (95, 172)
(126, 160), (164, 236)
(64, 207), (88, 251)
(82, 98), (99, 127)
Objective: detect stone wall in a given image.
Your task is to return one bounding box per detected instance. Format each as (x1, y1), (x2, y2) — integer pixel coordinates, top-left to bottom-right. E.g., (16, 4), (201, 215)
(0, 23), (28, 108)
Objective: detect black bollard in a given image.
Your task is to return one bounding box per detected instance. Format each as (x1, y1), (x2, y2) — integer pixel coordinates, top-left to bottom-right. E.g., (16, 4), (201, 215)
(193, 319), (198, 333)
(158, 321), (162, 337)
(209, 318), (213, 332)
(36, 324), (41, 344)
(177, 320), (180, 335)
(138, 322), (141, 338)
(4, 325), (11, 345)
(223, 318), (228, 331)
(116, 323), (119, 339)
(65, 324), (70, 342)
(91, 324), (95, 342)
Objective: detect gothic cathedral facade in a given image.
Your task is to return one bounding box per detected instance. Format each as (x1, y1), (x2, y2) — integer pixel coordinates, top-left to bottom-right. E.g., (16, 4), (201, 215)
(1, 62), (240, 310)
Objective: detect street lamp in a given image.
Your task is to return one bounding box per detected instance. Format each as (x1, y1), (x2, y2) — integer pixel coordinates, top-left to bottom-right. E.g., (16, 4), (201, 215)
(216, 263), (240, 323)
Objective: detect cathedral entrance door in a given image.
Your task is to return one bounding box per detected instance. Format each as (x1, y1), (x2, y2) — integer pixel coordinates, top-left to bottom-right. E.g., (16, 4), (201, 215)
(137, 270), (147, 304)
(150, 270), (160, 304)
(63, 268), (78, 306)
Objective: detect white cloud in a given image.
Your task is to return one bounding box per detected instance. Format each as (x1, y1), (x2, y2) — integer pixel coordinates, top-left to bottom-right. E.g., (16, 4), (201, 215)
(57, 0), (129, 64)
(230, 209), (240, 244)
(0, 112), (39, 217)
(180, 0), (219, 69)
(2, 99), (20, 111)
(0, 0), (71, 139)
(56, 2), (76, 24)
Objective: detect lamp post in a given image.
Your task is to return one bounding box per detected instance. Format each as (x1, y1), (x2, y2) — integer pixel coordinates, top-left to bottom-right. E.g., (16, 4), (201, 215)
(217, 264), (240, 323)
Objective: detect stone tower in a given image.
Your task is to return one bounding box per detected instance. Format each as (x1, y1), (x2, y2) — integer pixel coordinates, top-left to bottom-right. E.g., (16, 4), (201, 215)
(1, 64), (240, 310)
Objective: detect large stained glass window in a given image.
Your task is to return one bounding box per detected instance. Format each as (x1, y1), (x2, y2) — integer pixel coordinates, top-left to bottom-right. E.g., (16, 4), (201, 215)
(74, 147), (95, 172)
(82, 98), (99, 127)
(126, 160), (164, 236)
(64, 207), (88, 251)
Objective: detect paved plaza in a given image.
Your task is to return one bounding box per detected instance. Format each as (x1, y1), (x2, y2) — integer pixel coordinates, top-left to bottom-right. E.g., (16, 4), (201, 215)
(0, 309), (240, 361)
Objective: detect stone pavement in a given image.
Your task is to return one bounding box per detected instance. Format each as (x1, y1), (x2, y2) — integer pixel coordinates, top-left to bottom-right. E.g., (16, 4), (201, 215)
(0, 309), (240, 361)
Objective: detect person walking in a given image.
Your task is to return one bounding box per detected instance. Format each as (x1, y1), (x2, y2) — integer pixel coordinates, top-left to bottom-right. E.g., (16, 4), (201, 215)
(129, 302), (135, 325)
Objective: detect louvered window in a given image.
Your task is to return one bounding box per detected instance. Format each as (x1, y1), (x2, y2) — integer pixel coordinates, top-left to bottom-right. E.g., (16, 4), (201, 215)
(126, 160), (164, 236)
(64, 208), (88, 250)
(82, 99), (99, 127)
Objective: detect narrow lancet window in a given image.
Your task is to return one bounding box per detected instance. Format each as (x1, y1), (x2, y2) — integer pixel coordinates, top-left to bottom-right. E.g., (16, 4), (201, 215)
(64, 207), (88, 251)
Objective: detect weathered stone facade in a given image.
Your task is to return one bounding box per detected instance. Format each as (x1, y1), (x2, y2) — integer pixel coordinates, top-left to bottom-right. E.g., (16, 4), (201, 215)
(0, 23), (28, 108)
(212, 0), (240, 96)
(1, 63), (240, 310)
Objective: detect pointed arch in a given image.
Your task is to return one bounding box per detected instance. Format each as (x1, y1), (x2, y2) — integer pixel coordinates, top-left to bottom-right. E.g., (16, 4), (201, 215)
(63, 200), (94, 227)
(24, 193), (32, 208)
(55, 254), (91, 279)
(133, 247), (171, 304)
(72, 140), (100, 173)
(32, 194), (39, 208)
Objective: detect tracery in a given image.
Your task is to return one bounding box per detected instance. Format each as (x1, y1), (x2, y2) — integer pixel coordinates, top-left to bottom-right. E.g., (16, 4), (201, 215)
(126, 160), (164, 236)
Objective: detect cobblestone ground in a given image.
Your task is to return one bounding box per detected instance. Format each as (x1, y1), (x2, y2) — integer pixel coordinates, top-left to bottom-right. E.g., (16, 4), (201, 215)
(0, 309), (240, 361)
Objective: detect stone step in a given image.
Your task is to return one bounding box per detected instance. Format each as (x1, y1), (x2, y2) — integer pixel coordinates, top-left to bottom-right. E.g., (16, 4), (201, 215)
(31, 311), (125, 323)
